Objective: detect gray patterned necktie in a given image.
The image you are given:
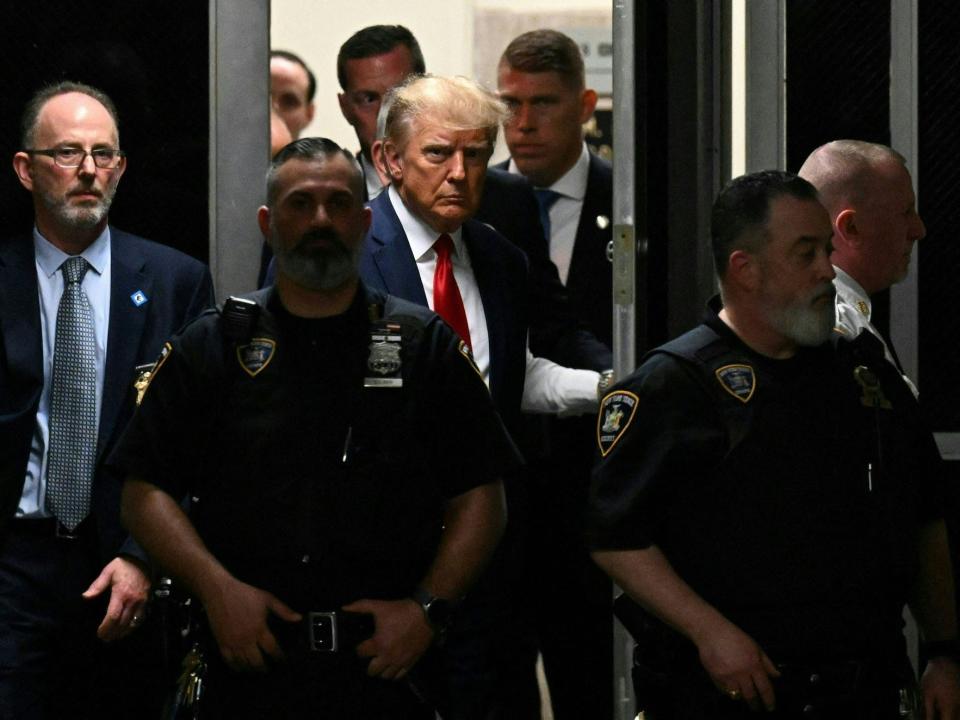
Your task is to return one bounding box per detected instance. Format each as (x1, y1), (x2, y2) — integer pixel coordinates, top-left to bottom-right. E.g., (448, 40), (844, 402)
(46, 256), (97, 530)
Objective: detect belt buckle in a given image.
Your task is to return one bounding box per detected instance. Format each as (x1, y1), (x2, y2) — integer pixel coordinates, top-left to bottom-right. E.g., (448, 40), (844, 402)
(308, 612), (338, 652)
(55, 522), (79, 540)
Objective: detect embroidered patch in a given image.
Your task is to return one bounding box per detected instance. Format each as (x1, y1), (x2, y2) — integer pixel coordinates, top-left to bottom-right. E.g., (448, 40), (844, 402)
(457, 340), (483, 379)
(236, 338), (276, 378)
(130, 290), (148, 307)
(135, 342), (172, 404)
(597, 391), (639, 457)
(715, 364), (756, 404)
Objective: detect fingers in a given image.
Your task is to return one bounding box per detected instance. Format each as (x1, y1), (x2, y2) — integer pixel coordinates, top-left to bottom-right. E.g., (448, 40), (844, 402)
(82, 567), (112, 599)
(267, 595), (302, 624)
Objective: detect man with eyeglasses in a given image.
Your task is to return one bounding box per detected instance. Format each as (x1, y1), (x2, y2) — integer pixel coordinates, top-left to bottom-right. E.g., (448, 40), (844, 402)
(1, 82), (213, 718)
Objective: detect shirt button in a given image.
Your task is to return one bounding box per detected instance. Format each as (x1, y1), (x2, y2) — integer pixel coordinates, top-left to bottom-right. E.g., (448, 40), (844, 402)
(301, 554), (310, 564)
(809, 673), (821, 685)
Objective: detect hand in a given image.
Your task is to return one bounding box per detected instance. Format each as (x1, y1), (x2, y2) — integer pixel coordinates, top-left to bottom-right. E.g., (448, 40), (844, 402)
(83, 556), (151, 642)
(923, 656), (960, 720)
(694, 618), (780, 712)
(203, 577), (302, 672)
(343, 598), (433, 680)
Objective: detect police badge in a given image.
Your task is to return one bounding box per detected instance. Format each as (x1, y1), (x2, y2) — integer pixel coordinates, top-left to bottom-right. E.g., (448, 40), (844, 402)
(364, 324), (403, 388)
(597, 390), (639, 456)
(715, 364), (756, 404)
(236, 338), (276, 378)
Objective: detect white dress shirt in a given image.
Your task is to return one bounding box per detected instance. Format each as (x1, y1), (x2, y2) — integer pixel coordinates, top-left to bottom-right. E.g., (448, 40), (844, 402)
(387, 186), (598, 414)
(833, 265), (918, 397)
(362, 154), (385, 200)
(21, 227), (112, 516)
(508, 143), (591, 287)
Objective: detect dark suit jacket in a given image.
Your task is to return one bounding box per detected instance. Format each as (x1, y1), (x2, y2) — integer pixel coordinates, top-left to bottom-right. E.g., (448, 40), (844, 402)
(0, 228), (214, 561)
(478, 168), (610, 371)
(360, 191), (529, 435)
(494, 153), (614, 354)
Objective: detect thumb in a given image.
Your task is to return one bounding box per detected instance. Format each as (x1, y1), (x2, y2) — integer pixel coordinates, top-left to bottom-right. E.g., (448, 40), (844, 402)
(341, 599), (374, 614)
(761, 652), (781, 677)
(266, 594), (302, 623)
(82, 567), (112, 599)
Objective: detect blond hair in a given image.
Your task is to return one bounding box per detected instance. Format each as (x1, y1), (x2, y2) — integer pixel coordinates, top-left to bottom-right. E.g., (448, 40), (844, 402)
(384, 74), (508, 150)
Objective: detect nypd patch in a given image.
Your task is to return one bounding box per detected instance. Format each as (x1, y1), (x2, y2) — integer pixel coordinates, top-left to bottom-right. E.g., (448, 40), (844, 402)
(597, 390), (639, 457)
(237, 338), (276, 378)
(715, 364), (755, 404)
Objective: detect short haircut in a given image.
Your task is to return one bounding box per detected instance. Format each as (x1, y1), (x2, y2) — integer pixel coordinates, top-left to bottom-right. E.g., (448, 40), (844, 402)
(271, 49), (317, 103)
(383, 74), (508, 151)
(21, 81), (119, 149)
(711, 170), (820, 278)
(798, 139), (905, 214)
(265, 137), (362, 206)
(337, 25), (425, 91)
(499, 29), (585, 90)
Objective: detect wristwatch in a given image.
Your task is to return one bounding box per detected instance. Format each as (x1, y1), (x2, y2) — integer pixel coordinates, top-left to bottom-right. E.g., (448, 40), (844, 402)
(412, 586), (455, 634)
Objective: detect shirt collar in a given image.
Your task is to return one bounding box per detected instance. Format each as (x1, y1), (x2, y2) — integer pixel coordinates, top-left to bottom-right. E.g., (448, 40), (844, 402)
(387, 184), (467, 264)
(508, 142), (590, 200)
(33, 225), (111, 278)
(833, 265), (871, 319)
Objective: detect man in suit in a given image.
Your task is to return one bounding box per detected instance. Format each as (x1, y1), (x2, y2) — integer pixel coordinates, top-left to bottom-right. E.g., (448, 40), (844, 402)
(362, 73), (602, 719)
(1, 82), (213, 718)
(496, 29), (616, 720)
(270, 49), (316, 140)
(338, 24), (608, 371)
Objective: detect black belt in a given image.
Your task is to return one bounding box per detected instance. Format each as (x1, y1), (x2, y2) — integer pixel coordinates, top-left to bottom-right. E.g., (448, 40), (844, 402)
(11, 516), (89, 540)
(271, 610), (375, 655)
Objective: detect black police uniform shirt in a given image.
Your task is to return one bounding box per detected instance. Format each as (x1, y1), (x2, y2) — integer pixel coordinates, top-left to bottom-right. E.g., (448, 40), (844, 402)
(588, 301), (944, 662)
(110, 283), (519, 613)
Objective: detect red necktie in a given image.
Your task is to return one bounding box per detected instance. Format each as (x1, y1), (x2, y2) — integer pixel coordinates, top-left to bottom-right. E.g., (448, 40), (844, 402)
(433, 234), (472, 349)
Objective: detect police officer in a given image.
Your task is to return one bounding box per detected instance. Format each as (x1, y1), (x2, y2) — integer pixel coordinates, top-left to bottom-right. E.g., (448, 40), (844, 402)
(588, 171), (960, 718)
(111, 138), (513, 718)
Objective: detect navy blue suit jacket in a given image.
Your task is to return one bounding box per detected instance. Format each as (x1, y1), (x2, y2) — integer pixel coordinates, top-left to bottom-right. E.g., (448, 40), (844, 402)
(360, 191), (529, 435)
(0, 228), (214, 561)
(494, 153), (614, 352)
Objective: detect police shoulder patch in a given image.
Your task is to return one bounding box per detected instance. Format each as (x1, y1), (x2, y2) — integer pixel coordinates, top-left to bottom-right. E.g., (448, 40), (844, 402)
(237, 337), (276, 378)
(597, 390), (639, 457)
(715, 363), (756, 404)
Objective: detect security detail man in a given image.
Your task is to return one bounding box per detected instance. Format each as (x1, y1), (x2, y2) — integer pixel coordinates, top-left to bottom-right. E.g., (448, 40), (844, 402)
(588, 170), (960, 718)
(113, 138), (512, 718)
(1, 82), (213, 717)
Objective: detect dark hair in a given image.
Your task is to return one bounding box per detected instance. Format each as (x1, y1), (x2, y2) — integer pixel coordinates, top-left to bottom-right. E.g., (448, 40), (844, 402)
(336, 25), (425, 91)
(499, 29), (585, 89)
(271, 49), (317, 103)
(711, 170), (820, 278)
(265, 137), (361, 205)
(21, 81), (119, 148)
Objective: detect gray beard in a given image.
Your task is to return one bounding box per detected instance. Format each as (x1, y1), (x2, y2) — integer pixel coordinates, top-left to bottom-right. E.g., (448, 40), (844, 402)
(274, 238), (359, 291)
(767, 284), (836, 347)
(39, 188), (114, 231)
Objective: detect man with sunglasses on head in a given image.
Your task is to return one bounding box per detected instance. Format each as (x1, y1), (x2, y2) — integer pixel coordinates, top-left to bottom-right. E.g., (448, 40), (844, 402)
(1, 82), (213, 718)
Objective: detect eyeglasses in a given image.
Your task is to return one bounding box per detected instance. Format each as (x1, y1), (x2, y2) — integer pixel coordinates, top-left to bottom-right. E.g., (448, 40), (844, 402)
(24, 147), (125, 169)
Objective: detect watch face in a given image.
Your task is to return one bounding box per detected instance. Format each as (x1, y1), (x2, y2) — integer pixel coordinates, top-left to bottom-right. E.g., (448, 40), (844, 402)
(425, 598), (453, 629)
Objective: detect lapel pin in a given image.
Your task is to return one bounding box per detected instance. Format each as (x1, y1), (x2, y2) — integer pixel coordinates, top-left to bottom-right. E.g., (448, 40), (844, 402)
(130, 290), (149, 307)
(596, 215), (610, 230)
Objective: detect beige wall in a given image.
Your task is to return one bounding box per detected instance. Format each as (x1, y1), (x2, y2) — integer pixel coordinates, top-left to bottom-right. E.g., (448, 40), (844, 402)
(271, 0), (610, 158)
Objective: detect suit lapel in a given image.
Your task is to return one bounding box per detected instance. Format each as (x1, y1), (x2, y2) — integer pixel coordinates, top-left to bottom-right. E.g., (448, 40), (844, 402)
(0, 237), (43, 392)
(99, 231), (151, 455)
(568, 154), (609, 290)
(367, 193), (428, 306)
(462, 222), (505, 398)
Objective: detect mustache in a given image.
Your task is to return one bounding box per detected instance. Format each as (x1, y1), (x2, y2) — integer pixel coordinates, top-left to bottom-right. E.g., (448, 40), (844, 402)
(810, 282), (836, 303)
(296, 228), (343, 249)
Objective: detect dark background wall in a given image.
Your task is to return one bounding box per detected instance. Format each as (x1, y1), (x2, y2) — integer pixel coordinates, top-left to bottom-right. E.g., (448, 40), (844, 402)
(1, 1), (209, 262)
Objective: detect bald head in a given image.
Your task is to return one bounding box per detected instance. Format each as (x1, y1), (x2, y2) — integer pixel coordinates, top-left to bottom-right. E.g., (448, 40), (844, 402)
(798, 140), (925, 294)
